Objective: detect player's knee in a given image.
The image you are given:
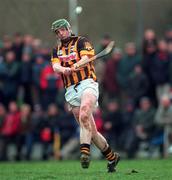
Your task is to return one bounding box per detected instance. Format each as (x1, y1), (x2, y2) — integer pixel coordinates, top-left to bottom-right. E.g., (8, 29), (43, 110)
(80, 111), (89, 124)
(80, 104), (90, 118)
(80, 112), (91, 130)
(81, 119), (91, 131)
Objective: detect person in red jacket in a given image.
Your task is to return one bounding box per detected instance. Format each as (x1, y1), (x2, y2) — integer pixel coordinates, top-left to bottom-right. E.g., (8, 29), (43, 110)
(0, 101), (21, 160)
(40, 64), (63, 110)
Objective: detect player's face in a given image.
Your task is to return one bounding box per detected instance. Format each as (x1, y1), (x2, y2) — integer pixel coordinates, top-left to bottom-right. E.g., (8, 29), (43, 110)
(55, 27), (71, 40)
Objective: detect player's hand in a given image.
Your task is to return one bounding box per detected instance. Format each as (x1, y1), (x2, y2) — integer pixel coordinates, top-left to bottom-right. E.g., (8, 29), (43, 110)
(71, 63), (79, 71)
(63, 67), (72, 75)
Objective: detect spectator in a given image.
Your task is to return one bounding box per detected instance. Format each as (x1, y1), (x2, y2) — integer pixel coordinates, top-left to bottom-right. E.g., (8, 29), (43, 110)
(22, 34), (33, 55)
(29, 104), (45, 159)
(32, 38), (42, 55)
(58, 104), (78, 151)
(120, 100), (136, 158)
(94, 56), (106, 107)
(142, 39), (158, 106)
(12, 32), (24, 61)
(2, 35), (13, 58)
(142, 29), (157, 55)
(60, 104), (79, 160)
(132, 97), (156, 157)
(117, 42), (141, 104)
(151, 40), (170, 102)
(102, 48), (122, 101)
(155, 94), (172, 157)
(164, 26), (172, 44)
(17, 104), (32, 160)
(0, 56), (6, 103)
(127, 64), (149, 107)
(32, 55), (46, 105)
(3, 51), (20, 106)
(0, 103), (6, 161)
(39, 43), (51, 62)
(0, 103), (6, 129)
(96, 34), (113, 62)
(40, 104), (61, 160)
(103, 100), (123, 149)
(143, 29), (156, 41)
(19, 53), (33, 106)
(40, 64), (62, 110)
(167, 41), (172, 60)
(167, 42), (172, 94)
(0, 101), (21, 161)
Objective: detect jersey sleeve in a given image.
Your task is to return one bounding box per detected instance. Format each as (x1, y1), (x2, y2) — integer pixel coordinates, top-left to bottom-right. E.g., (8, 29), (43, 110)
(77, 37), (95, 58)
(51, 48), (60, 64)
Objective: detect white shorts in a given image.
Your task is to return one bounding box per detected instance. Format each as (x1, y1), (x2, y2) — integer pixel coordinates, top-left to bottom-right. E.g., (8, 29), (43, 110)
(65, 78), (99, 108)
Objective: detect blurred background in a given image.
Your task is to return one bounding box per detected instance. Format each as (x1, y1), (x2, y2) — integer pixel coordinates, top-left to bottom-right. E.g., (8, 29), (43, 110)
(0, 0), (172, 161)
(1, 0), (172, 46)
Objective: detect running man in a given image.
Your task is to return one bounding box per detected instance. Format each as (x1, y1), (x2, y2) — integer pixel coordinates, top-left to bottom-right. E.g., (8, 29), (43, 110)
(51, 19), (120, 172)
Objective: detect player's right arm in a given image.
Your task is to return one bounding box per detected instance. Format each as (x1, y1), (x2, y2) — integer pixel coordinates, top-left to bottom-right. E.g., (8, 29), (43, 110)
(51, 48), (72, 75)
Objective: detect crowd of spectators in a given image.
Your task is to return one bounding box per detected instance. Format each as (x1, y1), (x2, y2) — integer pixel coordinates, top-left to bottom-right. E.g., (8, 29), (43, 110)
(0, 27), (172, 161)
(96, 28), (172, 158)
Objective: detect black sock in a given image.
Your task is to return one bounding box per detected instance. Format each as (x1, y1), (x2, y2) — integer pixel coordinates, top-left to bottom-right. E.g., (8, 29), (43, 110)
(80, 144), (90, 155)
(102, 146), (116, 162)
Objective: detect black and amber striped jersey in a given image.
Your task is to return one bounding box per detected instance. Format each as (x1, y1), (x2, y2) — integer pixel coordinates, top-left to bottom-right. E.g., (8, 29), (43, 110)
(51, 36), (97, 88)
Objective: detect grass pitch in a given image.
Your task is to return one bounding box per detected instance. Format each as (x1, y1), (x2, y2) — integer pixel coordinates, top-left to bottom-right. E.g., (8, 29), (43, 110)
(0, 159), (172, 180)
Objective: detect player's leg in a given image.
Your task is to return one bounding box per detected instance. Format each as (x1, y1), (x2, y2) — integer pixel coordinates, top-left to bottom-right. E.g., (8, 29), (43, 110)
(78, 89), (97, 168)
(72, 106), (92, 144)
(72, 104), (112, 155)
(90, 114), (120, 172)
(72, 104), (92, 168)
(72, 106), (120, 172)
(71, 97), (94, 145)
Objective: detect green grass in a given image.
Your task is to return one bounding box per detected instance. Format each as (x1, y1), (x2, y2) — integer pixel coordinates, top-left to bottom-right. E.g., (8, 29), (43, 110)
(0, 159), (172, 180)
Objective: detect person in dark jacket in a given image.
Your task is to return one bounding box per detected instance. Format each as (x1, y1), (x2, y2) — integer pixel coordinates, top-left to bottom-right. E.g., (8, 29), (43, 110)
(20, 53), (33, 106)
(17, 104), (32, 160)
(3, 51), (20, 106)
(132, 97), (156, 157)
(32, 55), (46, 105)
(142, 40), (158, 106)
(103, 48), (122, 100)
(127, 64), (149, 107)
(149, 40), (170, 102)
(12, 32), (24, 62)
(117, 42), (141, 105)
(103, 100), (123, 150)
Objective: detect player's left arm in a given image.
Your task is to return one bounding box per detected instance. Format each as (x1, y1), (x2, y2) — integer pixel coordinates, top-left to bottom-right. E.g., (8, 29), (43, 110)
(73, 37), (95, 70)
